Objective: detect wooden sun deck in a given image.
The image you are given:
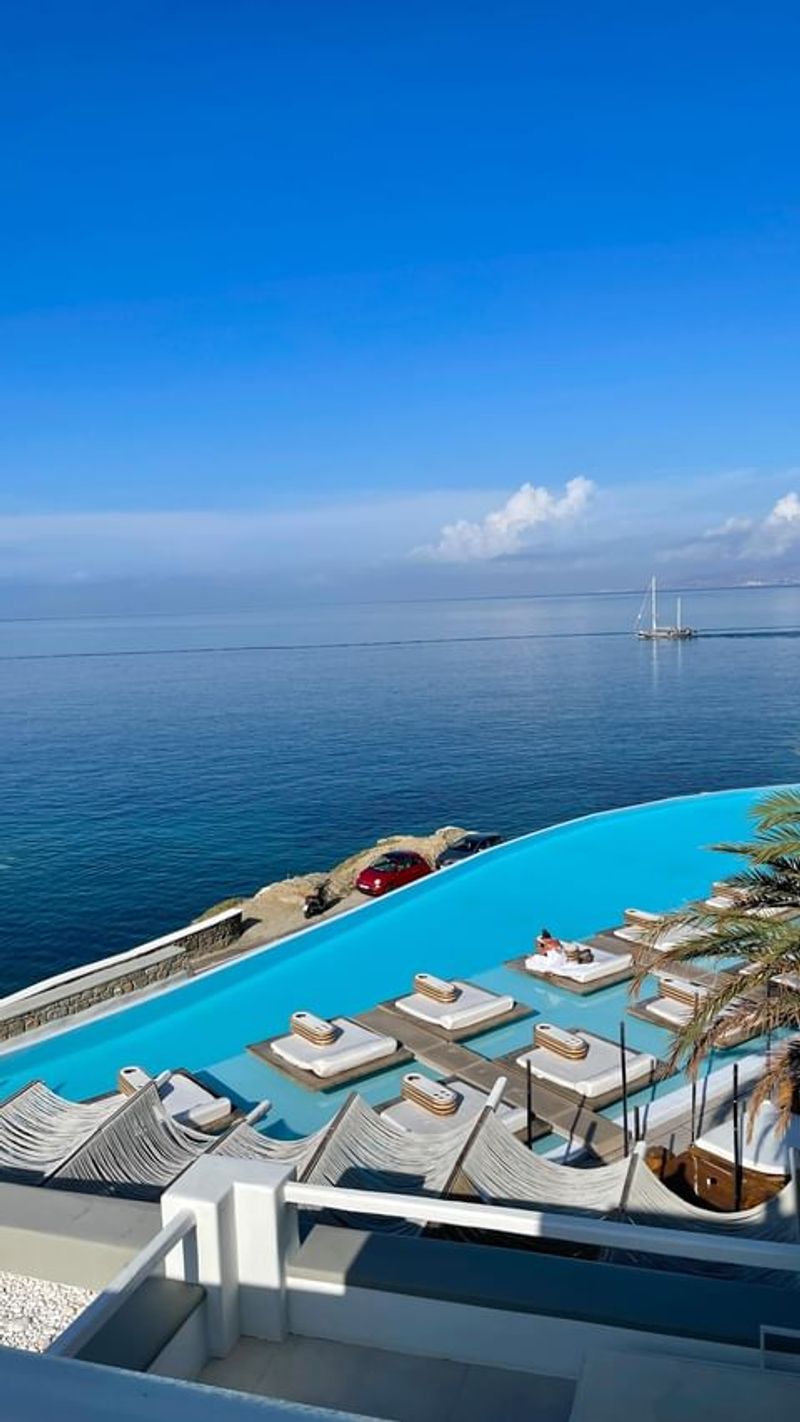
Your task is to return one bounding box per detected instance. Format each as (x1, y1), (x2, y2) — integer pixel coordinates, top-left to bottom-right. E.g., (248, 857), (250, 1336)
(505, 952), (634, 995)
(360, 1005), (628, 1163)
(247, 1030), (413, 1092)
(496, 1038), (668, 1114)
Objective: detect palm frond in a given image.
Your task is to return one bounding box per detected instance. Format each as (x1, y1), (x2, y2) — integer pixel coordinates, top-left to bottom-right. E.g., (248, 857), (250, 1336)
(750, 786), (800, 832)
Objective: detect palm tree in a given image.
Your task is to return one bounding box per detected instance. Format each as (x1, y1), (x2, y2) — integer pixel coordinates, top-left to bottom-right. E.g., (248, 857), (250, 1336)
(631, 786), (800, 1129)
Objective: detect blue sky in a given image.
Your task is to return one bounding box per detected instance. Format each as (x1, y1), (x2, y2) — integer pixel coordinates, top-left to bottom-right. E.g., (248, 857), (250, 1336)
(2, 1), (799, 609)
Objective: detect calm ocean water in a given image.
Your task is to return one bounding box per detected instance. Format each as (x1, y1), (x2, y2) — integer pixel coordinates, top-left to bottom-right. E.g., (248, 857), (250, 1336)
(1, 586), (799, 996)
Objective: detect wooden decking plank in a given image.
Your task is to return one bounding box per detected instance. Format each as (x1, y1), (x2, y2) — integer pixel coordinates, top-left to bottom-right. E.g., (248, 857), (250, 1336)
(356, 1005), (438, 1055)
(413, 1039), (627, 1163)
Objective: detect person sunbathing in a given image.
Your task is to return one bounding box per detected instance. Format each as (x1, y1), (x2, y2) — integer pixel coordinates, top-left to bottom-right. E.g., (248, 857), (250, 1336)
(536, 927), (563, 954)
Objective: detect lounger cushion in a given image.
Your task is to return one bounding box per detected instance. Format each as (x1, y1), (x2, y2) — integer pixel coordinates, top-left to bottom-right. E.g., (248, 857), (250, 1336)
(271, 1018), (397, 1078)
(646, 997), (694, 1027)
(395, 981), (514, 1031)
(159, 1072), (232, 1129)
(516, 1033), (655, 1099)
(381, 1080), (526, 1136)
(118, 1065), (232, 1128)
(696, 1102), (800, 1177)
(524, 945), (631, 983)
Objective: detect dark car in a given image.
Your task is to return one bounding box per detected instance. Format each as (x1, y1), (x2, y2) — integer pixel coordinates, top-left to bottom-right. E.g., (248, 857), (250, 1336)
(355, 850), (433, 897)
(435, 832), (503, 869)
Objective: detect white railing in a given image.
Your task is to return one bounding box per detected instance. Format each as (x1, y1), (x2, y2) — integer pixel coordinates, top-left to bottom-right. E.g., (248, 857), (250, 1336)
(283, 1178), (800, 1274)
(163, 1155), (800, 1353)
(48, 1209), (196, 1359)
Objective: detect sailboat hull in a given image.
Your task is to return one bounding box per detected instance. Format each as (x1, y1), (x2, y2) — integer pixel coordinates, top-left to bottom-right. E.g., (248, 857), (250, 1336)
(637, 627), (697, 640)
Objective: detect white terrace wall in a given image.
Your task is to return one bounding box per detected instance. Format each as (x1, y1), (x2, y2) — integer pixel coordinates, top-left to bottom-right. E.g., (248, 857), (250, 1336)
(0, 907), (243, 1043)
(160, 1158), (800, 1385)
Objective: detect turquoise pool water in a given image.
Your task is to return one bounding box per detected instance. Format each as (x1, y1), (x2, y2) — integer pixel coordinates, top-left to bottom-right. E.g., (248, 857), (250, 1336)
(0, 785), (777, 1136)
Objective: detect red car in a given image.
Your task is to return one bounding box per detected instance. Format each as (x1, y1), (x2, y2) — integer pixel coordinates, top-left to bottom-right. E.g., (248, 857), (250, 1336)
(355, 849), (432, 897)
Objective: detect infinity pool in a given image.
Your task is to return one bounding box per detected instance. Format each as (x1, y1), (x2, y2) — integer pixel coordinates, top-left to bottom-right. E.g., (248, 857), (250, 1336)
(0, 785), (778, 1136)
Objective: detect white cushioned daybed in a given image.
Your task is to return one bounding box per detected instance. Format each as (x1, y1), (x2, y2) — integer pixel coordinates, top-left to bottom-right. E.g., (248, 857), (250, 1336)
(381, 1077), (526, 1136)
(395, 979), (514, 1032)
(644, 974), (711, 1028)
(515, 1030), (656, 1102)
(523, 944), (632, 985)
(270, 1017), (398, 1079)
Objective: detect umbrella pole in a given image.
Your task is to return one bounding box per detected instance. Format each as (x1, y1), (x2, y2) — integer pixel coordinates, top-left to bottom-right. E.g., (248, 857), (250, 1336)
(732, 1063), (742, 1211)
(620, 1020), (630, 1157)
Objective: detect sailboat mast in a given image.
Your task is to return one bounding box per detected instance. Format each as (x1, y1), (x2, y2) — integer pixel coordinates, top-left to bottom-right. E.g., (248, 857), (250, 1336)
(676, 596), (682, 631)
(650, 576), (657, 632)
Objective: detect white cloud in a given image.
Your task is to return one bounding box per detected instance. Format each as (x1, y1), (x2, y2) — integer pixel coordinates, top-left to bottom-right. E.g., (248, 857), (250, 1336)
(703, 515), (753, 539)
(765, 490), (800, 530)
(414, 476), (595, 562)
(700, 490), (800, 561)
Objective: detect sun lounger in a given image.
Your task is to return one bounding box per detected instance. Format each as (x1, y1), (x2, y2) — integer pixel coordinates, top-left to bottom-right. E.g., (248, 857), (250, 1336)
(695, 1101), (800, 1178)
(117, 1065), (233, 1131)
(514, 1029), (657, 1107)
(254, 1015), (401, 1088)
(522, 943), (633, 986)
(394, 978), (515, 1033)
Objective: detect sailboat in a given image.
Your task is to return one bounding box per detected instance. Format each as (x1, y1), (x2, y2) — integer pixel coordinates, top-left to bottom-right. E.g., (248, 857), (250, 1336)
(636, 576), (697, 640)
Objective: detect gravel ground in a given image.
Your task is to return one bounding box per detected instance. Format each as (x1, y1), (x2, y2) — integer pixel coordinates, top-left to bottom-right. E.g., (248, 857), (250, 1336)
(0, 1271), (96, 1352)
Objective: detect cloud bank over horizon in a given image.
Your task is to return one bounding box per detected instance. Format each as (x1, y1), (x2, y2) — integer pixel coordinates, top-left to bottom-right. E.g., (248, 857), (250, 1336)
(1, 469), (799, 612)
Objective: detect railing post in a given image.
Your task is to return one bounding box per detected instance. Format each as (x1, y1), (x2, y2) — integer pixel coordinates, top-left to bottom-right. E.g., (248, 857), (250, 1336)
(233, 1161), (299, 1342)
(161, 1158), (240, 1358)
(162, 1156), (298, 1354)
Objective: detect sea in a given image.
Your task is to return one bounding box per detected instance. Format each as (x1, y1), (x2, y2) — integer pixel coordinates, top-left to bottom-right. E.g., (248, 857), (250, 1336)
(1, 585), (799, 997)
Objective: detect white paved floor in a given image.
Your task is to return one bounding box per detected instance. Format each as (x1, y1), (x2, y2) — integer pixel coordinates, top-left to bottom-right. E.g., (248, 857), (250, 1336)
(199, 1335), (575, 1422)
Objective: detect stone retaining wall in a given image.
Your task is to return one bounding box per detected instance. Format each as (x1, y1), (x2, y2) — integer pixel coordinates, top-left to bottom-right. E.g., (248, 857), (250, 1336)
(0, 908), (243, 1044)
